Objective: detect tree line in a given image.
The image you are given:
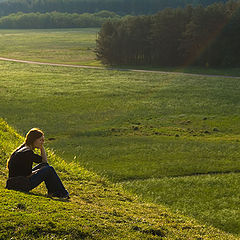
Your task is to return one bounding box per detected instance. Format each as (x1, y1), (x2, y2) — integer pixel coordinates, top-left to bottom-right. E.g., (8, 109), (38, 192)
(0, 0), (231, 17)
(96, 1), (240, 67)
(0, 11), (120, 28)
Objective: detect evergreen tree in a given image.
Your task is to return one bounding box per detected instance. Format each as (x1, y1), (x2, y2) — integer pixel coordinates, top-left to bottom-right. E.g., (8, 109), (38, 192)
(96, 0), (240, 67)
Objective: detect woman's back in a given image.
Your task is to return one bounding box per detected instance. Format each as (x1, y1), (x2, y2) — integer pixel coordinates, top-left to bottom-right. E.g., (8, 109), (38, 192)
(8, 144), (42, 178)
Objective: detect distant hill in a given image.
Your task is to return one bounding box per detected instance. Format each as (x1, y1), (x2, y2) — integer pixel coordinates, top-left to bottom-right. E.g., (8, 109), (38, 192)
(0, 0), (233, 17)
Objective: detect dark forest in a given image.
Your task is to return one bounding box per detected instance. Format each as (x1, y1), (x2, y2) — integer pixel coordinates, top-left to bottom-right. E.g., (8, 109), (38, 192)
(0, 0), (231, 17)
(96, 1), (240, 67)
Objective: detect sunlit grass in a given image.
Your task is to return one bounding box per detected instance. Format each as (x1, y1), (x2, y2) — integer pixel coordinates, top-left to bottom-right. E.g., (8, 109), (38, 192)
(1, 119), (236, 239)
(122, 173), (240, 235)
(47, 136), (240, 182)
(1, 29), (240, 76)
(1, 48), (240, 235)
(0, 28), (100, 66)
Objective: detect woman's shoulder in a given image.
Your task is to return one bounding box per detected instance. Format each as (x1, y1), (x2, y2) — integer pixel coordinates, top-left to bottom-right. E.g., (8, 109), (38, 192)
(17, 147), (32, 153)
(11, 145), (33, 158)
(16, 144), (32, 154)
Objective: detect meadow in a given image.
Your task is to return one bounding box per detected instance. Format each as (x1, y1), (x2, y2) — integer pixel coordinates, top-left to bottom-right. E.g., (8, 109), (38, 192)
(0, 119), (236, 239)
(0, 28), (99, 65)
(0, 28), (240, 76)
(1, 29), (240, 237)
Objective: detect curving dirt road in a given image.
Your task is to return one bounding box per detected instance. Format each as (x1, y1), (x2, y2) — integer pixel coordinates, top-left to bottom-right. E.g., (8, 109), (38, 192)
(0, 56), (239, 79)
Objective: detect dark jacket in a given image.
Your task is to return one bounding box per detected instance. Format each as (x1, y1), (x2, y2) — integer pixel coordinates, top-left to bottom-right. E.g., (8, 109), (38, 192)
(8, 144), (42, 178)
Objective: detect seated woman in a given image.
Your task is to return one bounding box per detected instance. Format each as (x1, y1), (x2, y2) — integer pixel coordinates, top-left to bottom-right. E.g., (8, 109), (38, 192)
(7, 128), (69, 199)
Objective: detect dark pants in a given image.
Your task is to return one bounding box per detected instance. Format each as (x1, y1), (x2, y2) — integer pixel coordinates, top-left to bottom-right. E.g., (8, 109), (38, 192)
(29, 163), (69, 197)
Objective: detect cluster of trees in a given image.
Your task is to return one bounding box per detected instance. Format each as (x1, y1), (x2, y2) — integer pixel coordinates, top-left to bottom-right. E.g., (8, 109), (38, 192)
(96, 1), (240, 67)
(0, 11), (120, 28)
(0, 0), (231, 17)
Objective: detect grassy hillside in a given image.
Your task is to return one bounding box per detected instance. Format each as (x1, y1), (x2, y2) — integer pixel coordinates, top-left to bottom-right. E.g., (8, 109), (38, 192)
(1, 26), (240, 236)
(0, 119), (237, 239)
(1, 58), (240, 235)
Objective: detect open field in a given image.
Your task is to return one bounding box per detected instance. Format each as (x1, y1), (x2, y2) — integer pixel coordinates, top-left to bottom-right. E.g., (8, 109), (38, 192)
(1, 59), (240, 236)
(0, 28), (100, 65)
(0, 29), (240, 76)
(1, 29), (240, 236)
(2, 120), (233, 239)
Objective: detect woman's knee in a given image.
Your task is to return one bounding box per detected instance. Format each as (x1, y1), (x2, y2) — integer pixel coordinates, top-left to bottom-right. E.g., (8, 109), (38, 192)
(49, 165), (56, 172)
(42, 165), (55, 175)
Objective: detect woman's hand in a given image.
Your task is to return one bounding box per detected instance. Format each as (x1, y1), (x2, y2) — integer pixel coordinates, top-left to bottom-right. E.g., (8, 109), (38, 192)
(33, 135), (45, 149)
(32, 135), (47, 162)
(40, 145), (48, 163)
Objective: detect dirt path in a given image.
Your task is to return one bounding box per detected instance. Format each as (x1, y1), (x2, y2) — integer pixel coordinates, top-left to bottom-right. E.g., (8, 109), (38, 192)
(0, 56), (239, 79)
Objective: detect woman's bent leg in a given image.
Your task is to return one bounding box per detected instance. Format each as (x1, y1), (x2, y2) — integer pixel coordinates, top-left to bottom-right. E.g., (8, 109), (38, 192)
(45, 166), (69, 197)
(29, 165), (69, 197)
(32, 162), (49, 171)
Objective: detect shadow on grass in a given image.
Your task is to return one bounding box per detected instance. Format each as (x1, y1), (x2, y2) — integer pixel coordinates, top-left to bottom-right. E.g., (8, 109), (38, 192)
(7, 189), (71, 202)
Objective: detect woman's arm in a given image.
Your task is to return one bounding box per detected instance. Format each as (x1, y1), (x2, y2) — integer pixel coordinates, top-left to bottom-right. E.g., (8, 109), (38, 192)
(40, 146), (48, 163)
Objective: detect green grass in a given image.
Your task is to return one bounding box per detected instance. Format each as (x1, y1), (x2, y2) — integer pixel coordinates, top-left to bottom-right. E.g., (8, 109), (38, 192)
(47, 136), (240, 181)
(1, 60), (240, 236)
(121, 65), (240, 77)
(1, 28), (240, 236)
(0, 29), (240, 76)
(1, 119), (236, 239)
(122, 173), (240, 235)
(0, 28), (100, 66)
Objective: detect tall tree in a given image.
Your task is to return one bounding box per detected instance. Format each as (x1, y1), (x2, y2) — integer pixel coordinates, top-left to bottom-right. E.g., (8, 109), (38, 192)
(0, 0), (234, 17)
(96, 0), (240, 67)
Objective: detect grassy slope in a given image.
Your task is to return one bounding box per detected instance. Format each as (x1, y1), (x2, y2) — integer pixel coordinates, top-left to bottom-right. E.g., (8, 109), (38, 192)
(123, 173), (240, 235)
(1, 61), (240, 181)
(0, 119), (237, 240)
(1, 60), (240, 234)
